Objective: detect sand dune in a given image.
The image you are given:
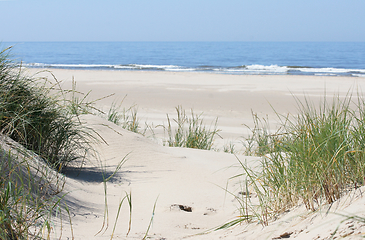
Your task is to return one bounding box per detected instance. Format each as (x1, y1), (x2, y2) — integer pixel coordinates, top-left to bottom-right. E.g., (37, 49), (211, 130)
(59, 115), (243, 239)
(25, 69), (365, 239)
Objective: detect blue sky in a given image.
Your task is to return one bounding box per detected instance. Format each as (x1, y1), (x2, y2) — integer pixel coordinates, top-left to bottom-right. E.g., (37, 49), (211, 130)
(1, 0), (365, 42)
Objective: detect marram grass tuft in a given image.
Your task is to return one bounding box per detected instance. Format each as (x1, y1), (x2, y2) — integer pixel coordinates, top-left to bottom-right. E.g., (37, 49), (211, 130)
(229, 93), (365, 227)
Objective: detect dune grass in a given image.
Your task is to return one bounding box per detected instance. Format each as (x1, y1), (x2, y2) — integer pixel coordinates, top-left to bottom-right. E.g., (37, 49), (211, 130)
(0, 46), (101, 239)
(0, 47), (140, 238)
(0, 46), (136, 239)
(104, 103), (222, 149)
(163, 106), (221, 150)
(231, 93), (365, 226)
(105, 103), (221, 149)
(106, 99), (142, 134)
(0, 138), (68, 240)
(223, 141), (237, 154)
(0, 47), (96, 171)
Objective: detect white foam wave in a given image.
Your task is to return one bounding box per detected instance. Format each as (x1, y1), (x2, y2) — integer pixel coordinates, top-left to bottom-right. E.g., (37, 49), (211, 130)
(25, 63), (116, 68)
(314, 73), (337, 76)
(226, 65), (365, 76)
(25, 63), (181, 71)
(245, 64), (289, 72)
(23, 62), (365, 77)
(119, 64), (180, 70)
(352, 74), (365, 77)
(165, 67), (196, 71)
(298, 67), (365, 74)
(222, 65), (289, 74)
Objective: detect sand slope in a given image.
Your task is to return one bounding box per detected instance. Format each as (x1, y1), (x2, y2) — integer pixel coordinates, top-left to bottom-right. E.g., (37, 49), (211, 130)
(54, 114), (365, 240)
(58, 114), (245, 239)
(22, 69), (365, 239)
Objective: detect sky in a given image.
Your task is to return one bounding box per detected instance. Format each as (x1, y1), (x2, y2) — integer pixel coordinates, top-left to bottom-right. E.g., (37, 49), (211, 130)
(1, 0), (365, 42)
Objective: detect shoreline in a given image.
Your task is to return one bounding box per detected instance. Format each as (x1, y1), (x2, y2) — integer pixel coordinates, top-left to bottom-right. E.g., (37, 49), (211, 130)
(26, 66), (365, 76)
(23, 65), (365, 78)
(26, 68), (365, 98)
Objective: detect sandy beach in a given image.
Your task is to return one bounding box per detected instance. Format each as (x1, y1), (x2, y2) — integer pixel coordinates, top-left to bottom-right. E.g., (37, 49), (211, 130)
(29, 69), (365, 142)
(25, 68), (365, 239)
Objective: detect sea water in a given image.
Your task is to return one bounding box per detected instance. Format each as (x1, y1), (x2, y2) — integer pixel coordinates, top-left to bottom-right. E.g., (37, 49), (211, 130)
(3, 41), (365, 77)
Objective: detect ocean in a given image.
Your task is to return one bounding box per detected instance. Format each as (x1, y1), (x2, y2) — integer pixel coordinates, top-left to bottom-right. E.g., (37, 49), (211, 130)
(3, 41), (365, 77)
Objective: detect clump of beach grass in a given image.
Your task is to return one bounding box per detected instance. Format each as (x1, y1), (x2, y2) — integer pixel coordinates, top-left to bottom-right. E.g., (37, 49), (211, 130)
(223, 141), (237, 154)
(0, 137), (69, 240)
(0, 46), (100, 239)
(0, 47), (95, 171)
(228, 92), (365, 227)
(163, 106), (220, 150)
(106, 100), (141, 134)
(241, 111), (280, 156)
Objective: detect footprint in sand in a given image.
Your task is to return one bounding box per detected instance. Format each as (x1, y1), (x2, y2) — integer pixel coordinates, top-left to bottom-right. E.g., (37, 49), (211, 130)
(170, 204), (193, 212)
(203, 207), (217, 215)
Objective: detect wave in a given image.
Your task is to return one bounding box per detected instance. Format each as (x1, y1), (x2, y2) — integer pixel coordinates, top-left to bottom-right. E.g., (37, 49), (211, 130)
(222, 65), (365, 76)
(23, 63), (365, 77)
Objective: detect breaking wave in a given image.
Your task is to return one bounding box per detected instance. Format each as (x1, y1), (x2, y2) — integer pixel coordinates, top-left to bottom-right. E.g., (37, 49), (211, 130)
(24, 63), (365, 77)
